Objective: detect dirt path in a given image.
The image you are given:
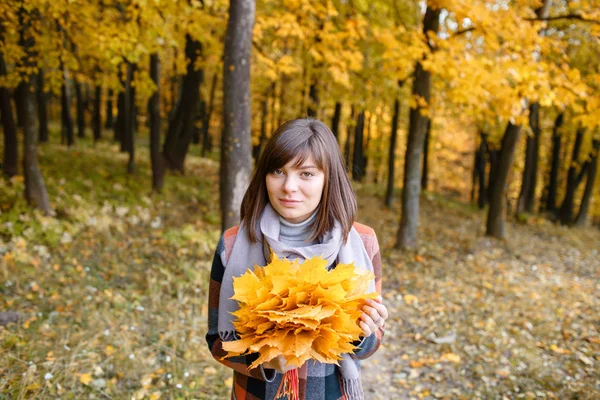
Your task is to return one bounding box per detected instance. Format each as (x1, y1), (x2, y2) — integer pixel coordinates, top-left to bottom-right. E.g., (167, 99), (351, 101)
(358, 193), (599, 399)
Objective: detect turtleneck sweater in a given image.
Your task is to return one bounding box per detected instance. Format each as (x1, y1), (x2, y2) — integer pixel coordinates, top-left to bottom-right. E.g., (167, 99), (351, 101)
(278, 210), (319, 247)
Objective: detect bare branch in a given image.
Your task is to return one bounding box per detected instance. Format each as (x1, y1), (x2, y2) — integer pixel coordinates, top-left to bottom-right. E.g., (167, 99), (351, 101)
(525, 14), (600, 25)
(453, 26), (476, 37)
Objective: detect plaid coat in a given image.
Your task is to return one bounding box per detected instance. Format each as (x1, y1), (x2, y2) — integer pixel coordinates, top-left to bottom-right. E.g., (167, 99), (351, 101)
(206, 222), (384, 400)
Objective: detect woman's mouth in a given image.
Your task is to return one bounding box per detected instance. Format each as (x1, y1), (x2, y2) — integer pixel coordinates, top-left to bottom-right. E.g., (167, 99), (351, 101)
(280, 199), (301, 206)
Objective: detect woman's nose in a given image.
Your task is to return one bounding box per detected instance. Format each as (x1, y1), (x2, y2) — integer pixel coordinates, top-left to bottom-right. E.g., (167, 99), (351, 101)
(282, 175), (299, 192)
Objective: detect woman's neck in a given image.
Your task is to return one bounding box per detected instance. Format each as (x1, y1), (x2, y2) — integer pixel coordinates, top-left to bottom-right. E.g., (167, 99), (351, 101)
(279, 211), (318, 247)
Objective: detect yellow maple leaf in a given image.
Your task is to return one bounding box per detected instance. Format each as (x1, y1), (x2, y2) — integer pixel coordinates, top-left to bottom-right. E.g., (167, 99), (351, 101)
(440, 353), (461, 363)
(79, 373), (93, 385)
(403, 294), (419, 305)
(222, 253), (377, 369)
(148, 392), (161, 400)
(104, 345), (115, 356)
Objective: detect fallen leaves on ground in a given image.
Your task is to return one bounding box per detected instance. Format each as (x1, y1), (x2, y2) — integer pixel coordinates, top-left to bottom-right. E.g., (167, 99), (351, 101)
(1, 138), (598, 399)
(358, 189), (600, 400)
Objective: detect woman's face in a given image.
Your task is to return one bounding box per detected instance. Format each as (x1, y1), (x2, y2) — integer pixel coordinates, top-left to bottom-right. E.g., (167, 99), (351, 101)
(266, 155), (325, 223)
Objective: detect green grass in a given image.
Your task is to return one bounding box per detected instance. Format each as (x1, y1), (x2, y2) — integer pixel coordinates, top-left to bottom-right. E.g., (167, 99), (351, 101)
(1, 130), (229, 399)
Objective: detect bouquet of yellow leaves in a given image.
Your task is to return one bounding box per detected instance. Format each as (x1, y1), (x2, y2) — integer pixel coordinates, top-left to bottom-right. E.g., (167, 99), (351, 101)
(222, 252), (376, 399)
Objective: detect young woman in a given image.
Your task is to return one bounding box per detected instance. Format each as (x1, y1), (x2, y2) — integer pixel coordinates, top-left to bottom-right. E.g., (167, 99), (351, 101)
(206, 118), (388, 400)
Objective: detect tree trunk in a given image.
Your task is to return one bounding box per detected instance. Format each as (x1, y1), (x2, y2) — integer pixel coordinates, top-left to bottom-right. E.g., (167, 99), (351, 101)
(516, 103), (541, 214)
(74, 80), (86, 138)
(194, 97), (206, 145)
(202, 71), (218, 157)
(221, 0), (255, 231)
(23, 74), (52, 214)
(277, 75), (288, 127)
(105, 89), (114, 129)
(61, 66), (75, 146)
(37, 70), (49, 143)
(472, 132), (488, 208)
(352, 111), (365, 181)
(92, 85), (102, 141)
(396, 6), (440, 249)
(365, 112), (372, 173)
(115, 88), (125, 145)
(544, 112), (563, 214)
(486, 122), (523, 238)
(193, 68), (207, 145)
(170, 50), (178, 118)
(14, 83), (26, 129)
(487, 147), (500, 205)
(0, 53), (18, 177)
(421, 119), (431, 190)
(124, 62), (136, 173)
(15, 80), (29, 128)
(373, 119), (384, 185)
(331, 102), (342, 141)
(385, 94), (400, 208)
(163, 35), (203, 173)
(559, 127), (586, 225)
(130, 69), (138, 143)
(18, 9), (52, 214)
(269, 82), (277, 134)
(149, 53), (164, 191)
(396, 62), (431, 249)
(471, 139), (478, 204)
(344, 105), (355, 171)
(527, 104), (541, 212)
(253, 89), (268, 162)
(574, 139), (599, 226)
(307, 82), (318, 117)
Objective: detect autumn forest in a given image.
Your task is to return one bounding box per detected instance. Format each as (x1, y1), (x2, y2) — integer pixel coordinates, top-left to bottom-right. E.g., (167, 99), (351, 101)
(1, 0), (599, 398)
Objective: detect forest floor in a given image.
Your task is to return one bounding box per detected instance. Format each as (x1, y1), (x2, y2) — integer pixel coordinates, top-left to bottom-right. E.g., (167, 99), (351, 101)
(0, 137), (598, 399)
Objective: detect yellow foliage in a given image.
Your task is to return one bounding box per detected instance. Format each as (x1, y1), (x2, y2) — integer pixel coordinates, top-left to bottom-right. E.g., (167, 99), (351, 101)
(222, 252), (377, 369)
(79, 373), (93, 385)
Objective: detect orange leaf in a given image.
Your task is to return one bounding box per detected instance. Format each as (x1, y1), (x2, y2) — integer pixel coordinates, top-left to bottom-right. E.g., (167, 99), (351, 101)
(225, 254), (376, 368)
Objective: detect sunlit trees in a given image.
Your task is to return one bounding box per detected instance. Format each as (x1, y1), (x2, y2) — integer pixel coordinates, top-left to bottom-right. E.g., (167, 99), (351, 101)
(1, 0), (599, 235)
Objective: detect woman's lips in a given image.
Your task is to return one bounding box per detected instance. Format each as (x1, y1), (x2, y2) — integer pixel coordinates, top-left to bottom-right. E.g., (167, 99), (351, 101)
(280, 199), (301, 206)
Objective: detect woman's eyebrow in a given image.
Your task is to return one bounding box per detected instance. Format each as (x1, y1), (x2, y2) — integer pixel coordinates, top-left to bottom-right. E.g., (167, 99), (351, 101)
(298, 165), (318, 169)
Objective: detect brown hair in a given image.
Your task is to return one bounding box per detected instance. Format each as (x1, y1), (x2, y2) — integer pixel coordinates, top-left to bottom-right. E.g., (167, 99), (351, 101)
(240, 118), (357, 243)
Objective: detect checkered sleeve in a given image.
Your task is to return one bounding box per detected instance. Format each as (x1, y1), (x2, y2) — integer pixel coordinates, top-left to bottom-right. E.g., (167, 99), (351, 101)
(205, 234), (276, 382)
(351, 229), (385, 360)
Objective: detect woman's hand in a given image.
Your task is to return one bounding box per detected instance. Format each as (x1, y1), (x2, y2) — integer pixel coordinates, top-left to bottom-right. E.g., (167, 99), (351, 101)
(262, 355), (296, 374)
(359, 295), (388, 337)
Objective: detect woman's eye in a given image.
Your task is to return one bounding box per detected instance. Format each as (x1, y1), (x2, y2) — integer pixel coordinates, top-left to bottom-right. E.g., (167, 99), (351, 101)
(301, 172), (315, 178)
(273, 169), (283, 175)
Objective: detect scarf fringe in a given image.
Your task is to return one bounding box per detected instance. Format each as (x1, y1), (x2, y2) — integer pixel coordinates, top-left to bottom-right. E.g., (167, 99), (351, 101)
(343, 378), (364, 400)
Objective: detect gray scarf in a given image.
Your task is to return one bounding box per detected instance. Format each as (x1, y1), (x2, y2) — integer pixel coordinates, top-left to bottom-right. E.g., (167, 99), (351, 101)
(218, 203), (375, 399)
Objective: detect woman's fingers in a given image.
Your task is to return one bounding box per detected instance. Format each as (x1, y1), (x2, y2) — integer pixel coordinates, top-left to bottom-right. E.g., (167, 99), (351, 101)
(362, 305), (380, 321)
(366, 298), (389, 320)
(358, 297), (389, 336)
(359, 320), (373, 337)
(359, 312), (379, 336)
(363, 302), (388, 322)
